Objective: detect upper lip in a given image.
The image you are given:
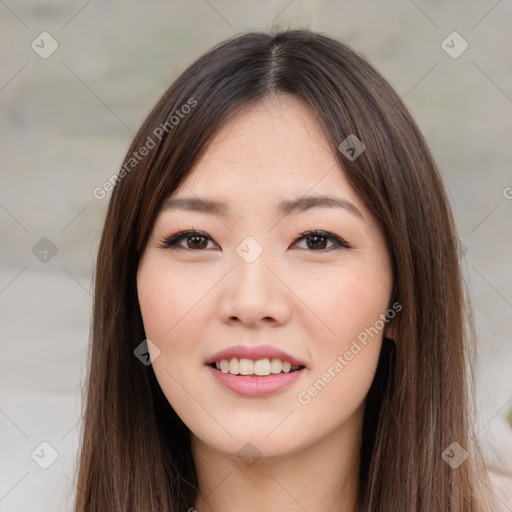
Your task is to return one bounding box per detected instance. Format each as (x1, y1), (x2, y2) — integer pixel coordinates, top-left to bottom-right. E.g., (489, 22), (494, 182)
(206, 344), (307, 368)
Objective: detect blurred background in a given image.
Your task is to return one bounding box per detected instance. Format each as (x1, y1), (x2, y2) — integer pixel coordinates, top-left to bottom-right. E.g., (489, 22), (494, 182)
(0, 1), (511, 510)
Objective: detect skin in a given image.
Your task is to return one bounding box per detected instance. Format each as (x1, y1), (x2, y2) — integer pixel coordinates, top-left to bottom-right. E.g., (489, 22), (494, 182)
(137, 94), (395, 512)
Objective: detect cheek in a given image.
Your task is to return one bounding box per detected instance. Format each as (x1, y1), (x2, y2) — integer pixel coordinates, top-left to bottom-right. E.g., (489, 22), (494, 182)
(138, 275), (177, 341)
(298, 265), (391, 345)
(295, 265), (390, 404)
(295, 273), (387, 427)
(137, 260), (210, 406)
(137, 258), (210, 342)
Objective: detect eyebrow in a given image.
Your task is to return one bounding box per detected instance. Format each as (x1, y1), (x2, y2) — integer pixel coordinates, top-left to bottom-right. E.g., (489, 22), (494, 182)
(163, 195), (365, 221)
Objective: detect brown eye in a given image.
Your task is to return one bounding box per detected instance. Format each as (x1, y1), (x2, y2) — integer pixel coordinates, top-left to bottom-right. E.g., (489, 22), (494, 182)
(158, 230), (218, 251)
(293, 231), (350, 251)
(305, 234), (329, 250)
(186, 235), (209, 249)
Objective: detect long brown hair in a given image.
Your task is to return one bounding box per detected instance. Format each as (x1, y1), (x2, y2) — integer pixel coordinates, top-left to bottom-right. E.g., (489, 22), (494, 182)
(74, 28), (496, 511)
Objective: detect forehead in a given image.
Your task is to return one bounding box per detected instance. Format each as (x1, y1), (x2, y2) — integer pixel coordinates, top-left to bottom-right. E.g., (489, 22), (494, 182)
(193, 95), (332, 177)
(171, 95), (367, 215)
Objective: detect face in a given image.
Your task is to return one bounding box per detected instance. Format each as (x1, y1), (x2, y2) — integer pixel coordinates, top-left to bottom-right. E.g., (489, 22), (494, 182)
(137, 94), (394, 460)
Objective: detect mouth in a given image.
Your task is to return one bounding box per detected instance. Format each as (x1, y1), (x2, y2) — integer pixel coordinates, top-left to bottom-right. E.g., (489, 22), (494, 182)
(206, 358), (306, 397)
(207, 358), (306, 377)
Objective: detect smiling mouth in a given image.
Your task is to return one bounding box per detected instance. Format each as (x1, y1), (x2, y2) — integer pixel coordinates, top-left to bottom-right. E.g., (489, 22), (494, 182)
(208, 361), (305, 376)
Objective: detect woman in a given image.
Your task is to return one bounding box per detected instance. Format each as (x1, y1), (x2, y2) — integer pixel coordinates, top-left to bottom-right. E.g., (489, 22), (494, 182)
(74, 29), (497, 511)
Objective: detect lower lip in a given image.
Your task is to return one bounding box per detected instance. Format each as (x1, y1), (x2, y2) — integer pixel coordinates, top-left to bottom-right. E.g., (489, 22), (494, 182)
(206, 365), (305, 397)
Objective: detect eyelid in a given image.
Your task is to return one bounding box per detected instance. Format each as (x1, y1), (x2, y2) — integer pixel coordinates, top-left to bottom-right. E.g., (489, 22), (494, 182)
(157, 229), (216, 250)
(157, 229), (351, 251)
(295, 230), (350, 249)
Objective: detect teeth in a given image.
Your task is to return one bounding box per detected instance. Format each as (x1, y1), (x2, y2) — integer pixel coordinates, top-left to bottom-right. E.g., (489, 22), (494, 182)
(254, 358), (269, 376)
(239, 358), (254, 375)
(214, 358), (301, 376)
(229, 357), (239, 374)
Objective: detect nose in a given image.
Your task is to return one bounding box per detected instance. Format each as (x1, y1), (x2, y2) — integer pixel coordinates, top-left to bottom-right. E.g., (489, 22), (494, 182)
(217, 249), (292, 327)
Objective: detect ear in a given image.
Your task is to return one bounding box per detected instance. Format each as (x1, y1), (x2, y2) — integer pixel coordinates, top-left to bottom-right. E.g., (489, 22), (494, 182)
(384, 317), (397, 341)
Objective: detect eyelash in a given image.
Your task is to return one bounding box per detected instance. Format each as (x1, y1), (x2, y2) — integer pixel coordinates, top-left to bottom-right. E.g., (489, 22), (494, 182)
(157, 229), (351, 252)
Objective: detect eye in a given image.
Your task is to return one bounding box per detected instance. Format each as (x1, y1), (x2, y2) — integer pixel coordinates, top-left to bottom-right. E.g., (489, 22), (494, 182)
(292, 230), (350, 251)
(158, 229), (350, 252)
(158, 230), (218, 251)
